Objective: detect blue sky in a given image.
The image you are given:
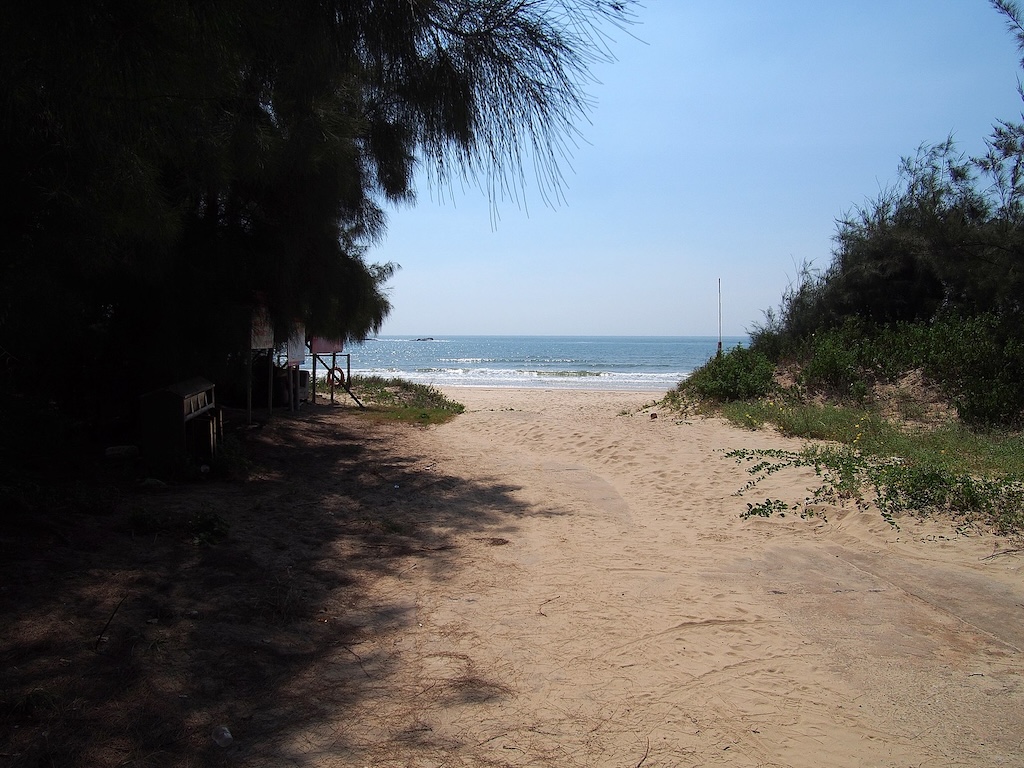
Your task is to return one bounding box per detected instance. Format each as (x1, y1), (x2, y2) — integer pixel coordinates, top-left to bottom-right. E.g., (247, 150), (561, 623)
(371, 1), (1024, 337)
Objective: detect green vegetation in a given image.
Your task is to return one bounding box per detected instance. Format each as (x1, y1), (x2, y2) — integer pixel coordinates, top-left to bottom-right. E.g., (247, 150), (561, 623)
(348, 375), (465, 425)
(666, 345), (775, 403)
(669, 324), (1024, 538)
(728, 443), (1024, 537)
(666, 1), (1024, 536)
(722, 398), (1024, 477)
(750, 309), (1024, 428)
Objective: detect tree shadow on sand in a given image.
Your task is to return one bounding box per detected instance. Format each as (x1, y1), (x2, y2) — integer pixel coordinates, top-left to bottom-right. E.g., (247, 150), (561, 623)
(0, 405), (544, 766)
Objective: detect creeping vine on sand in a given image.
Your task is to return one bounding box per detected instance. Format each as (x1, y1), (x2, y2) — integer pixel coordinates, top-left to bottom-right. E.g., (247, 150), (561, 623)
(726, 446), (1024, 537)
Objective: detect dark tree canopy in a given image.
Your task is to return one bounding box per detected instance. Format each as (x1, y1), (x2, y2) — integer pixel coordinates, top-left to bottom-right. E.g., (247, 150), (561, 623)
(0, 0), (634, 417)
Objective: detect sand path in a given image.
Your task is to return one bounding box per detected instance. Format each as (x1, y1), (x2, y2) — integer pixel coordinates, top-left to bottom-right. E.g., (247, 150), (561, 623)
(275, 388), (1024, 767)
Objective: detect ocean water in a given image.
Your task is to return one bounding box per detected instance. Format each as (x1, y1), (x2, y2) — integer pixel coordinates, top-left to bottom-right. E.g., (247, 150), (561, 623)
(308, 335), (748, 392)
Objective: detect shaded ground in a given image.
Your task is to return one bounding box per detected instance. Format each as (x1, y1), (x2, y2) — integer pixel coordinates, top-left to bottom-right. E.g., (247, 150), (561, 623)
(1, 404), (525, 766)
(3, 391), (1023, 767)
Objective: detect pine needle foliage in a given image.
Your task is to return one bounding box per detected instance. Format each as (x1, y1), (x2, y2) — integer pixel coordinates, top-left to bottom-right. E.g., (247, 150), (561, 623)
(0, 1), (637, 419)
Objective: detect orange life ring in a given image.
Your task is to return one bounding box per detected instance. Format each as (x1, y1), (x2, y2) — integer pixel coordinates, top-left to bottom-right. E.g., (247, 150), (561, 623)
(327, 367), (345, 388)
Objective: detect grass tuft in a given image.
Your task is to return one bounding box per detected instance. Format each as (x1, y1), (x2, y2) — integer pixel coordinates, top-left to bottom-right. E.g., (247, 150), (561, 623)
(347, 375), (465, 425)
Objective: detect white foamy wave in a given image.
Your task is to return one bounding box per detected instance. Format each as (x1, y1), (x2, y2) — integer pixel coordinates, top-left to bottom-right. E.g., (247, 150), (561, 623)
(350, 366), (686, 391)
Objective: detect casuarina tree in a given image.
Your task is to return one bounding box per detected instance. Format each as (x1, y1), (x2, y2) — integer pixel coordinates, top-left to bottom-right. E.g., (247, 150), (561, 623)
(0, 0), (635, 418)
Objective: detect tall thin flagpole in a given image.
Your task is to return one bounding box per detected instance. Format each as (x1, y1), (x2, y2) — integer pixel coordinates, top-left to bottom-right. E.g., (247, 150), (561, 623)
(717, 278), (723, 356)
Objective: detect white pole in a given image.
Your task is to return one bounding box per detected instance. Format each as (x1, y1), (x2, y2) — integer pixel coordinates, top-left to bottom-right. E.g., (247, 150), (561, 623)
(717, 278), (723, 356)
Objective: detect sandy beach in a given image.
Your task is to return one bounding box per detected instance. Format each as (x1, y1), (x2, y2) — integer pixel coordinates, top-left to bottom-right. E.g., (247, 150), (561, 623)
(267, 387), (1024, 766)
(5, 387), (1024, 767)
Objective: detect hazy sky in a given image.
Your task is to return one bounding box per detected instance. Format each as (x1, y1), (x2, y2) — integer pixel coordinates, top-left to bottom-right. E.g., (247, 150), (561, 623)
(371, 1), (1024, 337)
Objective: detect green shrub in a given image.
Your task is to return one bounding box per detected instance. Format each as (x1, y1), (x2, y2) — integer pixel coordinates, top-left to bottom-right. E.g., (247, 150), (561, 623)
(799, 328), (863, 398)
(926, 314), (1024, 427)
(860, 322), (930, 379)
(747, 312), (1024, 427)
(679, 345), (775, 402)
